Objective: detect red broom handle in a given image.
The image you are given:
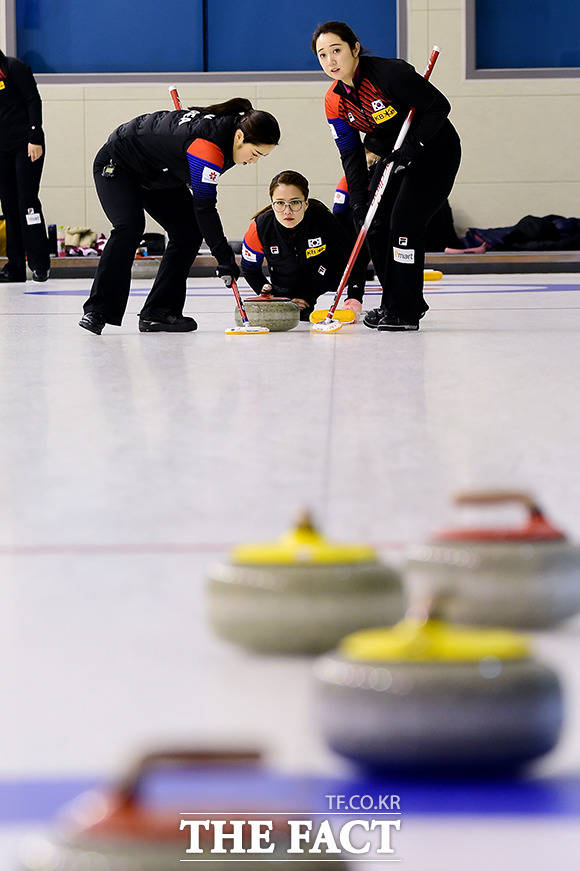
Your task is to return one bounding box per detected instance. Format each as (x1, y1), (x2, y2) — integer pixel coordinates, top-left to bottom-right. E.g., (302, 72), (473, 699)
(169, 85), (182, 110)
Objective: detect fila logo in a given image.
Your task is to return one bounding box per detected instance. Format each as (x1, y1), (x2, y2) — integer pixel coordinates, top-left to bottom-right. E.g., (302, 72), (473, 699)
(308, 238), (322, 247)
(270, 246), (279, 254)
(371, 99), (385, 111)
(347, 112), (355, 123)
(318, 266), (326, 275)
(201, 166), (220, 184)
(398, 237), (408, 246)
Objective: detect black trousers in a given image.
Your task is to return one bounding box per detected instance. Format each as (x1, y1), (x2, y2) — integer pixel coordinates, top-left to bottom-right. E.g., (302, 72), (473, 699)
(368, 124), (461, 319)
(84, 144), (203, 325)
(0, 142), (50, 274)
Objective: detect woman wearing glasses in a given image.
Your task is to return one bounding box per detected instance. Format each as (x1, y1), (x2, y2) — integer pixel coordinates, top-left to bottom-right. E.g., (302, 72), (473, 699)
(241, 169), (365, 321)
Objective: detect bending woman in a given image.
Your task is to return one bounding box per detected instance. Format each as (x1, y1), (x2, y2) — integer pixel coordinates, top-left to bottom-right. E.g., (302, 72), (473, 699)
(80, 99), (279, 334)
(313, 21), (461, 331)
(241, 170), (365, 322)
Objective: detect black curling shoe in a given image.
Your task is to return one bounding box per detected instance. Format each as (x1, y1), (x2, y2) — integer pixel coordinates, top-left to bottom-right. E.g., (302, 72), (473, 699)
(139, 313), (198, 332)
(377, 313), (420, 332)
(79, 312), (106, 335)
(0, 268), (26, 283)
(362, 307), (389, 329)
(32, 269), (50, 282)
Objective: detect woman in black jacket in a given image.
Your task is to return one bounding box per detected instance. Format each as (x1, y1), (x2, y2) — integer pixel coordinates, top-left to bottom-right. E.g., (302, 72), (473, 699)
(80, 98), (280, 335)
(313, 21), (461, 331)
(241, 169), (365, 321)
(0, 50), (50, 283)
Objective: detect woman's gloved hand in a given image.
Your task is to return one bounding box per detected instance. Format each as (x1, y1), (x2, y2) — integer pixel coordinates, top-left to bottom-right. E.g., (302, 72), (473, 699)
(216, 261), (241, 287)
(388, 140), (424, 174)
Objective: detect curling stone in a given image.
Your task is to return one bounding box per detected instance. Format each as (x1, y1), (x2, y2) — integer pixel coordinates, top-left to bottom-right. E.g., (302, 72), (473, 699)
(405, 490), (580, 629)
(19, 749), (346, 871)
(315, 618), (563, 773)
(234, 293), (300, 331)
(207, 513), (405, 655)
(131, 256), (160, 278)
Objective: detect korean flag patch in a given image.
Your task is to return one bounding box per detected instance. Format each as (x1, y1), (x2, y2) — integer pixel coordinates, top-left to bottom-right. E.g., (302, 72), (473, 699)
(308, 238), (322, 248)
(371, 99), (385, 111)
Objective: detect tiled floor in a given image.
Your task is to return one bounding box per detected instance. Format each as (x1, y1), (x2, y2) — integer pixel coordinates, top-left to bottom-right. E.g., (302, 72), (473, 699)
(1, 272), (579, 868)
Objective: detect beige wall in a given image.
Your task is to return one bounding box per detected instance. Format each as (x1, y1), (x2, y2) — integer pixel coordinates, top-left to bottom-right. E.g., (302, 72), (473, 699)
(27, 0), (580, 238)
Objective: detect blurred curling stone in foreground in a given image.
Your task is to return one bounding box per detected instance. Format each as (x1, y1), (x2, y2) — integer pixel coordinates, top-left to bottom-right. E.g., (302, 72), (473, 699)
(405, 490), (580, 628)
(234, 294), (300, 331)
(207, 512), (404, 654)
(315, 617), (563, 774)
(19, 749), (347, 870)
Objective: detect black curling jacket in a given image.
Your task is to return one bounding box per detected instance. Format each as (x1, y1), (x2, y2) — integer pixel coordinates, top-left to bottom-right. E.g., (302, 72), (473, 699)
(107, 109), (239, 265)
(324, 55), (456, 210)
(0, 55), (44, 150)
(241, 200), (351, 302)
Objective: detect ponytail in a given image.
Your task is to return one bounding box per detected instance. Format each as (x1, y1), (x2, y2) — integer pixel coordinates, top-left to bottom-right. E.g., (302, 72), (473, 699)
(186, 97), (253, 116)
(185, 96), (280, 146)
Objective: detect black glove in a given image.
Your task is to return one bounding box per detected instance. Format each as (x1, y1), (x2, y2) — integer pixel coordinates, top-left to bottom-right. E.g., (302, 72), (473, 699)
(389, 140), (424, 174)
(216, 261), (240, 287)
(351, 202), (368, 232)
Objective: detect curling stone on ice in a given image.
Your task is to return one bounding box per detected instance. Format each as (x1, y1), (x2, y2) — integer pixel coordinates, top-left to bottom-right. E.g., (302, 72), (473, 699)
(234, 293), (300, 331)
(405, 490), (580, 629)
(19, 749), (347, 871)
(207, 512), (405, 654)
(315, 618), (563, 773)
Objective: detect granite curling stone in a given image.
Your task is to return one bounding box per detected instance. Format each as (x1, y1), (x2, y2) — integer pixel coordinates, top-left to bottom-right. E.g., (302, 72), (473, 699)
(19, 749), (347, 871)
(405, 490), (580, 629)
(207, 513), (405, 654)
(234, 293), (300, 331)
(315, 618), (563, 773)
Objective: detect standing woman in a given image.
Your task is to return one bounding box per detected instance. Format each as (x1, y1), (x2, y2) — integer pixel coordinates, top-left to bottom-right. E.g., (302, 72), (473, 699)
(0, 49), (51, 283)
(312, 21), (461, 331)
(241, 169), (365, 321)
(80, 99), (279, 334)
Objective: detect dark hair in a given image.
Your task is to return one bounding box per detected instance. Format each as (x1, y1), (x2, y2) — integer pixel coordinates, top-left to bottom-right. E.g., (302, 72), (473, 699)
(311, 21), (366, 55)
(254, 171), (331, 219)
(187, 97), (280, 146)
(269, 170), (309, 200)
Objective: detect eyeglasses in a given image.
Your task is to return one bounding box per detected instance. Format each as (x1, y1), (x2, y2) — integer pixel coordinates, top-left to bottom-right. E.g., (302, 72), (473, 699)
(272, 199), (305, 213)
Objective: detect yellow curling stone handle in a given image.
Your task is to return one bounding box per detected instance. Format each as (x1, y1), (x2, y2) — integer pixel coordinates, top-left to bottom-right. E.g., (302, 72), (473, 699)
(339, 619), (530, 662)
(232, 512), (376, 565)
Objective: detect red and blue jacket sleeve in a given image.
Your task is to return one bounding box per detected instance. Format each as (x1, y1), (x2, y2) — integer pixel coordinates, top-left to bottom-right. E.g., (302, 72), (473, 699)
(240, 220), (266, 294)
(186, 138), (233, 264)
(325, 87), (367, 212)
(332, 175), (350, 214)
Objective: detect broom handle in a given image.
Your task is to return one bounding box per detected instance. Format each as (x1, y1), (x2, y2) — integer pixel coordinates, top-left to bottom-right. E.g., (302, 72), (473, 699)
(169, 85), (182, 110)
(326, 45), (440, 321)
(230, 278), (251, 324)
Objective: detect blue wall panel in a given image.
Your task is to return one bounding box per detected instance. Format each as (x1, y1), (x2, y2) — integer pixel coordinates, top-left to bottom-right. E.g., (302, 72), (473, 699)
(207, 1), (398, 72)
(16, 0), (204, 73)
(476, 0), (580, 69)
